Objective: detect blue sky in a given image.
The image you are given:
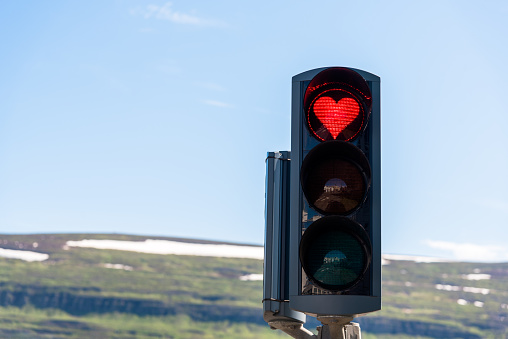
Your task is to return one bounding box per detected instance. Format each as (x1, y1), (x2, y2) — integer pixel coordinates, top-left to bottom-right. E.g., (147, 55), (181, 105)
(1, 1), (507, 261)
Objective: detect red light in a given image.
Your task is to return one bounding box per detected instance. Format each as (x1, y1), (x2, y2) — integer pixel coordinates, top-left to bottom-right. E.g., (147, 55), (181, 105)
(306, 89), (365, 142)
(303, 67), (372, 142)
(313, 96), (360, 140)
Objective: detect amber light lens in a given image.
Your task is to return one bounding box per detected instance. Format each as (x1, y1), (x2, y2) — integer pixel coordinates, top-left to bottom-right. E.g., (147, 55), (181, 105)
(301, 141), (371, 215)
(300, 216), (371, 291)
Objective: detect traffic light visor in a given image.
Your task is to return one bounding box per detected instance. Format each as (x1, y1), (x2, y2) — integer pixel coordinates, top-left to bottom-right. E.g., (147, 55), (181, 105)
(300, 216), (371, 291)
(304, 68), (372, 142)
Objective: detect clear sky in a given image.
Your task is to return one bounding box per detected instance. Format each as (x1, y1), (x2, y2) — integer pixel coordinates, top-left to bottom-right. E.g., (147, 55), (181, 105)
(1, 1), (507, 262)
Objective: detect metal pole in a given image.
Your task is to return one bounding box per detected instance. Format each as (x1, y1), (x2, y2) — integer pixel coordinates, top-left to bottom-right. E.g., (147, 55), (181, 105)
(270, 317), (362, 339)
(317, 316), (361, 339)
(268, 320), (317, 339)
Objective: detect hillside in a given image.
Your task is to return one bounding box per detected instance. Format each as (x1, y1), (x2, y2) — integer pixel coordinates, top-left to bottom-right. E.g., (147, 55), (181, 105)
(0, 233), (507, 338)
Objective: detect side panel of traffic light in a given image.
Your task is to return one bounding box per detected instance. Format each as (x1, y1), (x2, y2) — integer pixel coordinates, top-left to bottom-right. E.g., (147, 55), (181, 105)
(263, 151), (306, 324)
(289, 67), (381, 317)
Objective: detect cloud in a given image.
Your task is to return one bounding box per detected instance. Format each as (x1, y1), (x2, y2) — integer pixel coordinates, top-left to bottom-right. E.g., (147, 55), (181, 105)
(203, 100), (233, 108)
(132, 3), (225, 27)
(425, 240), (508, 262)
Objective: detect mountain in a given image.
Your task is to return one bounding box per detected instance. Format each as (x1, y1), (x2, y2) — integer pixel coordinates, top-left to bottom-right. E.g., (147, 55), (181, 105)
(0, 233), (507, 338)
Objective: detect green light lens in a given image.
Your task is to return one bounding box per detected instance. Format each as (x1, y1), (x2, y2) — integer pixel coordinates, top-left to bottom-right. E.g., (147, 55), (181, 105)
(300, 216), (371, 291)
(304, 231), (365, 287)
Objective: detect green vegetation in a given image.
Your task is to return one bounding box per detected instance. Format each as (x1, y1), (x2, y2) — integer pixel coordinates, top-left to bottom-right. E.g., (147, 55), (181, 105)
(0, 307), (285, 338)
(0, 234), (507, 338)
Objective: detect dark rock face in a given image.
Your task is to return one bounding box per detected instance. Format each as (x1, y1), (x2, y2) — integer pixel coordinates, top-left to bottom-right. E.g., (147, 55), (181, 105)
(356, 317), (482, 339)
(0, 285), (484, 338)
(0, 284), (264, 324)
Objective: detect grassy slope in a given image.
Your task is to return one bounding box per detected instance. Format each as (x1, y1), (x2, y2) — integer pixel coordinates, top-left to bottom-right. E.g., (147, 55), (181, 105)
(0, 233), (282, 338)
(365, 259), (508, 338)
(0, 234), (507, 338)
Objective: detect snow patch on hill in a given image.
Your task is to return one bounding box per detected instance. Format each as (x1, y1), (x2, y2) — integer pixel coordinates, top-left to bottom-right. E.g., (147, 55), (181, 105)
(462, 273), (491, 280)
(66, 239), (264, 260)
(382, 254), (451, 263)
(102, 263), (134, 271)
(239, 273), (263, 281)
(436, 284), (490, 295)
(0, 248), (49, 262)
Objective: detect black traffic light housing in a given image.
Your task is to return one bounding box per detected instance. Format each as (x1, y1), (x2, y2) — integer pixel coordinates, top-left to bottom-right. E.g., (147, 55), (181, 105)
(263, 151), (306, 324)
(289, 67), (381, 317)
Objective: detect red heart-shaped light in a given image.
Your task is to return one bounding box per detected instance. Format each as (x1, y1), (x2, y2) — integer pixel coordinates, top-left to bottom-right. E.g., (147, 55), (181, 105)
(313, 97), (360, 139)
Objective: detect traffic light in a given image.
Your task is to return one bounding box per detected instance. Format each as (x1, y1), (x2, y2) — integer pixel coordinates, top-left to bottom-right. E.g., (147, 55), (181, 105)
(289, 67), (381, 317)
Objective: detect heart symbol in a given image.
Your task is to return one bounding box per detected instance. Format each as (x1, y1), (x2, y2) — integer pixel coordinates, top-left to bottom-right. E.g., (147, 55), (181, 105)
(313, 97), (360, 139)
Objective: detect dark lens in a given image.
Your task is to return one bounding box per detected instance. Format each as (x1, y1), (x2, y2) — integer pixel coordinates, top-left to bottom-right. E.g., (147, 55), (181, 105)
(300, 216), (371, 291)
(301, 141), (371, 215)
(305, 158), (365, 214)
